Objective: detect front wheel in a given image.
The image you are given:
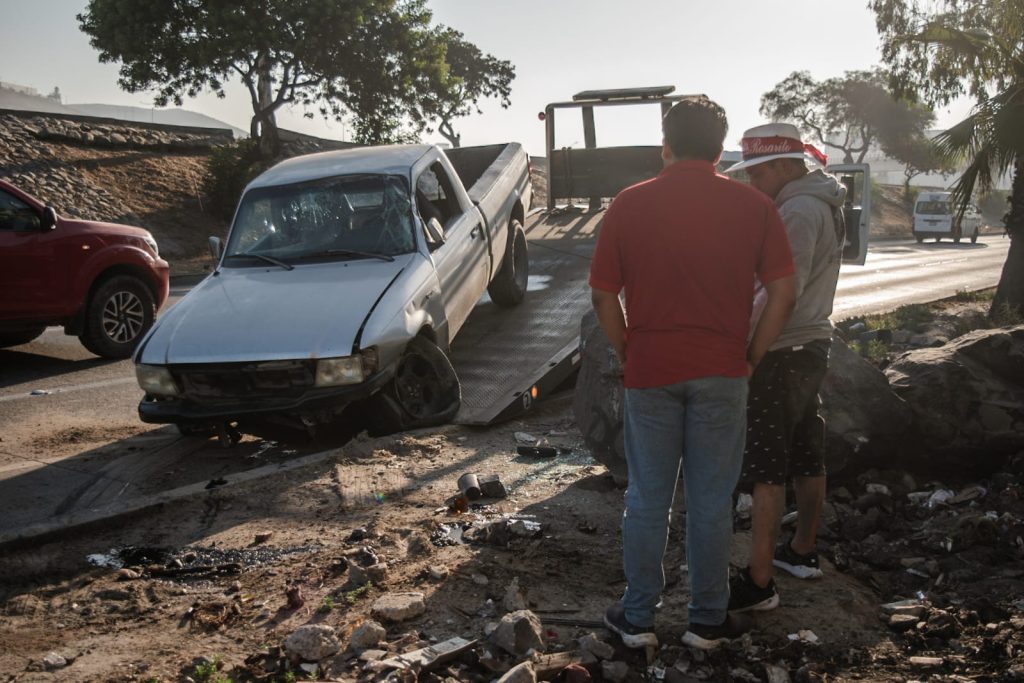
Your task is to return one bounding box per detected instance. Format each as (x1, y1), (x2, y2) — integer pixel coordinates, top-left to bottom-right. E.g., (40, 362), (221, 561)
(366, 336), (461, 435)
(79, 275), (155, 359)
(971, 232), (979, 244)
(487, 219), (528, 307)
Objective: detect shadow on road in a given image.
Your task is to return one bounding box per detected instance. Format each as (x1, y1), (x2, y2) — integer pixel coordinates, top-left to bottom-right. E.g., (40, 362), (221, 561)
(0, 347), (122, 389)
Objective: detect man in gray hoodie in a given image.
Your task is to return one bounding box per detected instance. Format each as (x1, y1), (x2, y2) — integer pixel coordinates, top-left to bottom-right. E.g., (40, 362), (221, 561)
(723, 123), (847, 612)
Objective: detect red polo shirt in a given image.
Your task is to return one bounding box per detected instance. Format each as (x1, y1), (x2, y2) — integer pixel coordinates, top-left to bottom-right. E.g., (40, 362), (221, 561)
(589, 160), (794, 388)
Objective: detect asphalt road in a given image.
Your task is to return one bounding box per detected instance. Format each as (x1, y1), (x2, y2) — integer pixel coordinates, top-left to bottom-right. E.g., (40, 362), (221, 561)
(0, 233), (1011, 545)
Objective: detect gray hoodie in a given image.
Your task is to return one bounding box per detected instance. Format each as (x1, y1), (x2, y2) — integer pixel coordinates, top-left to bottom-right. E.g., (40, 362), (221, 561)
(771, 169), (847, 350)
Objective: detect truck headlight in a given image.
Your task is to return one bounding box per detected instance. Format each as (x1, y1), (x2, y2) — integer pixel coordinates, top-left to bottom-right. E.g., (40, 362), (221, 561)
(136, 364), (180, 396)
(315, 356), (364, 387)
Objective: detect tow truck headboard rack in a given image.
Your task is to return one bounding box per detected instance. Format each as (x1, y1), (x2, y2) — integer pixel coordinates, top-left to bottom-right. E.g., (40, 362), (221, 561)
(543, 86), (704, 211)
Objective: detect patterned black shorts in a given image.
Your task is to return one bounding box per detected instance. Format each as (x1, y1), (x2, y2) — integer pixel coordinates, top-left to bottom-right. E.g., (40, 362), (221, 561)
(739, 339), (830, 489)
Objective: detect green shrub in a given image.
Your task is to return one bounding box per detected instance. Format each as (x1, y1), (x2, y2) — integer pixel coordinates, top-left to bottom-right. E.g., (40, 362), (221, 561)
(204, 139), (271, 221)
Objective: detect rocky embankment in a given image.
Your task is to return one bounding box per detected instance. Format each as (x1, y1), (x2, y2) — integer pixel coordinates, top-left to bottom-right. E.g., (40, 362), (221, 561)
(0, 110), (353, 271)
(0, 110), (229, 266)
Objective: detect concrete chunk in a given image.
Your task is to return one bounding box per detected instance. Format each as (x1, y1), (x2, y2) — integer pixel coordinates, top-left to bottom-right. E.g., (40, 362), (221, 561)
(371, 592), (426, 622)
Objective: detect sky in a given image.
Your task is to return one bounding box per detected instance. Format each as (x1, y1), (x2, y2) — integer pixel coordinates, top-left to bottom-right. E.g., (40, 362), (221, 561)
(0, 0), (974, 158)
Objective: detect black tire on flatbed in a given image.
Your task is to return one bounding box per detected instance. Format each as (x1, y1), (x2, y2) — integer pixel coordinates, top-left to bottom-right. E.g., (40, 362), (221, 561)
(487, 219), (528, 307)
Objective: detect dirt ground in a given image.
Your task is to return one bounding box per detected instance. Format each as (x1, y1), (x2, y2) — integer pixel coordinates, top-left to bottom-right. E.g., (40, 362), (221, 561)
(2, 376), (1023, 682)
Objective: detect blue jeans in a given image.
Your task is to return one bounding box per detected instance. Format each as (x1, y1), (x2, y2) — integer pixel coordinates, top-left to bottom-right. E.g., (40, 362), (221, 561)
(621, 376), (748, 627)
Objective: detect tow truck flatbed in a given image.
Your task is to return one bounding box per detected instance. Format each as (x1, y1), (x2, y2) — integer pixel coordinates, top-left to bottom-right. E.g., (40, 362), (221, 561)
(450, 206), (604, 425)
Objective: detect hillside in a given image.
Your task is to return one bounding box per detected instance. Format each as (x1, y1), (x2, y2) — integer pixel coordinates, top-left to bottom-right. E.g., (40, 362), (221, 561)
(0, 110), (349, 274)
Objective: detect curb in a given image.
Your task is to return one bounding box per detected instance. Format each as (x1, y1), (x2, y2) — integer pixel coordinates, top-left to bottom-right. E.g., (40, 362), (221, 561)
(0, 445), (347, 553)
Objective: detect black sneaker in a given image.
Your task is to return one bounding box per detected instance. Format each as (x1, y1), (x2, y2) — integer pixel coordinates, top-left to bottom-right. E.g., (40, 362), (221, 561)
(603, 602), (659, 648)
(681, 612), (754, 650)
(728, 567), (780, 613)
(773, 541), (823, 579)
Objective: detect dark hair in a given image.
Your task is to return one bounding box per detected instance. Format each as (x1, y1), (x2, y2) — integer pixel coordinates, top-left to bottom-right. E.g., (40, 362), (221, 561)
(662, 96), (728, 162)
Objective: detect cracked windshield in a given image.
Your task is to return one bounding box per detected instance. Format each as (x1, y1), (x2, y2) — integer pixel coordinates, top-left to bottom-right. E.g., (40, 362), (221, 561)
(225, 174), (414, 261)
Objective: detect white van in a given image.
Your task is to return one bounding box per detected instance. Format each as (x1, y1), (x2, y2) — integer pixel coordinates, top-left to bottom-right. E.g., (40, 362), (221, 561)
(913, 191), (982, 244)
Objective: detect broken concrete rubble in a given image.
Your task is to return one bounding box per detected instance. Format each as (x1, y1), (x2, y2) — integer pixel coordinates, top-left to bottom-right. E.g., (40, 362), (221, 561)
(497, 661), (537, 683)
(488, 610), (546, 656)
(283, 624), (340, 661)
(347, 620), (387, 651)
(371, 592), (426, 622)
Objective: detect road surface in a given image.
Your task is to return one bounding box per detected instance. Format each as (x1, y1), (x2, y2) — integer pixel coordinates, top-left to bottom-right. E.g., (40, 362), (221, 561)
(834, 234), (1009, 320)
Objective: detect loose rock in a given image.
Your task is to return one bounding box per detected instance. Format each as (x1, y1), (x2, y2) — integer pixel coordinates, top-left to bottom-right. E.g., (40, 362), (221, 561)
(371, 592), (426, 622)
(488, 610), (545, 656)
(578, 632), (615, 660)
(498, 661), (537, 683)
(284, 624), (341, 661)
(348, 620), (387, 651)
(602, 660), (630, 683)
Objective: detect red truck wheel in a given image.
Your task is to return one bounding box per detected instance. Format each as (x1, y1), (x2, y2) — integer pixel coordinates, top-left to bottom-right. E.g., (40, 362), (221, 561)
(79, 275), (155, 359)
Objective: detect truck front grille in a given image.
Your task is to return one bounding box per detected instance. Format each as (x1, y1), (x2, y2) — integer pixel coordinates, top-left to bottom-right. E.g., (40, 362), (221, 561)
(174, 360), (316, 400)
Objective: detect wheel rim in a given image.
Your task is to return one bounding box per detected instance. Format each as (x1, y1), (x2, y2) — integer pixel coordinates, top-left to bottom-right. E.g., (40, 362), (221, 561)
(101, 290), (145, 344)
(395, 353), (441, 419)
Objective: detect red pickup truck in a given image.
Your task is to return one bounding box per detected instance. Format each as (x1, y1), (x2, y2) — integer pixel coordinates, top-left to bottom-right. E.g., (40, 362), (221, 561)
(0, 179), (169, 358)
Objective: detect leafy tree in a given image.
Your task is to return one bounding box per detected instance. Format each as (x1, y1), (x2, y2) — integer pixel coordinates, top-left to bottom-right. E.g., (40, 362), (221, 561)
(885, 133), (957, 200)
(78, 0), (447, 157)
(760, 69), (933, 164)
(415, 27), (515, 148)
(870, 0), (1024, 315)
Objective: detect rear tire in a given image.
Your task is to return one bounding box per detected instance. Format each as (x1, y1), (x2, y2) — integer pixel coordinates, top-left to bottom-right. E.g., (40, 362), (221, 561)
(79, 275), (155, 359)
(487, 219), (528, 307)
(0, 325), (46, 349)
(914, 233), (924, 243)
(366, 336), (461, 435)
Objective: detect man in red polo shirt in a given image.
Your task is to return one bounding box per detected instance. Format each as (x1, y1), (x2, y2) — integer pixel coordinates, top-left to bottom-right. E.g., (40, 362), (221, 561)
(591, 96), (796, 650)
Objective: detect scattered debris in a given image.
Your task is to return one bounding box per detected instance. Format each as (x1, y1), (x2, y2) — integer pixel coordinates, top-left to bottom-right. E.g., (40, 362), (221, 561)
(284, 624), (340, 661)
(377, 636), (477, 673)
(786, 630), (819, 644)
(347, 620), (386, 651)
(285, 586), (305, 610)
(489, 610), (546, 656)
(497, 660), (537, 683)
(515, 432), (538, 444)
(602, 660), (630, 682)
(371, 592), (426, 622)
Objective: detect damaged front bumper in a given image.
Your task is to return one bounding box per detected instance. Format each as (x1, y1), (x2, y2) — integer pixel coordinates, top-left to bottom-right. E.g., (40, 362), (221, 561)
(138, 365), (393, 427)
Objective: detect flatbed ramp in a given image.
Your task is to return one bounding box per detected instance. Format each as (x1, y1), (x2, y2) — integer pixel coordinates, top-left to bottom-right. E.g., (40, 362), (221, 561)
(450, 207), (604, 425)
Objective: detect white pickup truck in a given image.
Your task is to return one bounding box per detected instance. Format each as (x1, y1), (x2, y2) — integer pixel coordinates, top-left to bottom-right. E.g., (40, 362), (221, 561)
(134, 143), (532, 438)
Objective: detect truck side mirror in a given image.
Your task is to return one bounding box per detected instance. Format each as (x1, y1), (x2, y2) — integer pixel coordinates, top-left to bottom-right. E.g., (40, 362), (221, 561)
(208, 236), (223, 260)
(41, 206), (57, 231)
(424, 217), (445, 249)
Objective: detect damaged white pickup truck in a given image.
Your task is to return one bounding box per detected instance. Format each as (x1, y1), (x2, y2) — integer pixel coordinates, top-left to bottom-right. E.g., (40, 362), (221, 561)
(134, 143), (532, 438)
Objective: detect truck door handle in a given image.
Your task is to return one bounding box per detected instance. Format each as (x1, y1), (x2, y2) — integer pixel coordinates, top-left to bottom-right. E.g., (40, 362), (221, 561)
(470, 225), (482, 239)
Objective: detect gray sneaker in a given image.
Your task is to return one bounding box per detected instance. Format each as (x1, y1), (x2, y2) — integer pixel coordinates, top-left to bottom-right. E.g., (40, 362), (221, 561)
(604, 601), (658, 648)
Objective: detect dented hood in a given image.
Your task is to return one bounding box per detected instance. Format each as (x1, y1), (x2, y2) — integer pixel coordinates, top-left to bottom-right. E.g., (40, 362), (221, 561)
(138, 257), (411, 365)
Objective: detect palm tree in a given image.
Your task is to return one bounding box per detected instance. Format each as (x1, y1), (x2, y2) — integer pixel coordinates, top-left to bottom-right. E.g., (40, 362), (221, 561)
(871, 0), (1024, 316)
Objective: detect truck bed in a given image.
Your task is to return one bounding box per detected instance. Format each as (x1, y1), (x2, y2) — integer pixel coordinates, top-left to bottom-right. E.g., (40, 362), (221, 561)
(448, 206), (604, 425)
